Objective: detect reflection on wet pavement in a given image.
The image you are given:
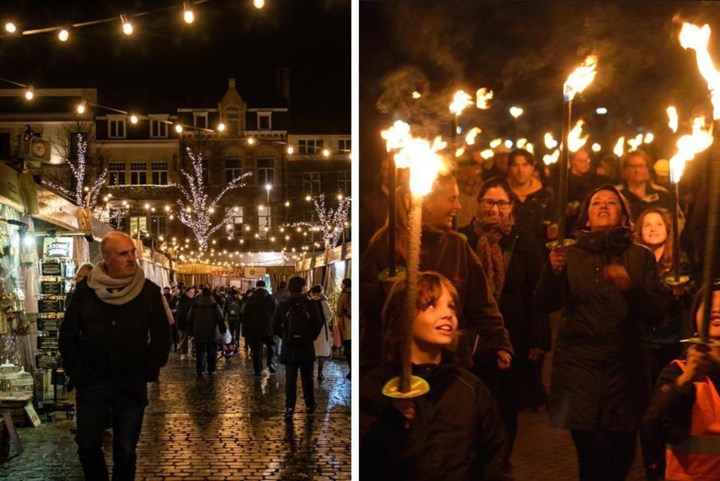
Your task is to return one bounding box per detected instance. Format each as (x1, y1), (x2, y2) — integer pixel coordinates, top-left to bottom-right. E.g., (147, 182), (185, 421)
(0, 351), (351, 480)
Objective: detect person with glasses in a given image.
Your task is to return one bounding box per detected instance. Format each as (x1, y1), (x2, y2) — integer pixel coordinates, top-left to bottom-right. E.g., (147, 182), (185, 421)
(504, 148), (556, 245)
(459, 176), (551, 477)
(617, 149), (672, 221)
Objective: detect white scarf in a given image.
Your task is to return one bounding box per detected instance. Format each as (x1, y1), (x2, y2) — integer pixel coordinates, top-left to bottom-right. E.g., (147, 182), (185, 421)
(86, 261), (145, 306)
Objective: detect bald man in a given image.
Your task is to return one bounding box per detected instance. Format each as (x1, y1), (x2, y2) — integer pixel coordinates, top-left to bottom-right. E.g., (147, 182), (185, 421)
(59, 231), (171, 481)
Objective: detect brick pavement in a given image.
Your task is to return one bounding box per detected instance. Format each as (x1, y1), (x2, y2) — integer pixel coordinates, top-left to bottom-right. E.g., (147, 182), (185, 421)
(0, 350), (351, 480)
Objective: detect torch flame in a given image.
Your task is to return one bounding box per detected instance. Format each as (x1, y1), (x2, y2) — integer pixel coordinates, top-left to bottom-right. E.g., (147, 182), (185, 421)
(669, 115), (714, 183)
(490, 138), (503, 149)
(465, 127), (482, 145)
(644, 132), (655, 144)
(516, 138), (528, 148)
(525, 143), (535, 154)
(480, 149), (494, 160)
(476, 88), (494, 109)
(613, 137), (625, 157)
(563, 55), (598, 102)
(544, 132), (558, 149)
(568, 119), (589, 152)
(627, 133), (644, 151)
(449, 90), (473, 116)
(667, 106), (679, 133)
(382, 121), (447, 196)
(543, 150), (560, 165)
(679, 22), (720, 120)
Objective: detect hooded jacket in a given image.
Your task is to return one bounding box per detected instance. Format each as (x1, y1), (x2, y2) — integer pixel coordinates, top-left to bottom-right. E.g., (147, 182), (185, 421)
(243, 287), (277, 339)
(188, 294), (226, 343)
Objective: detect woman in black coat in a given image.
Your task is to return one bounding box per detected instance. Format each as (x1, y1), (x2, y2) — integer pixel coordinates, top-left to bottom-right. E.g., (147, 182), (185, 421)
(187, 287), (226, 375)
(458, 176), (551, 474)
(533, 184), (666, 481)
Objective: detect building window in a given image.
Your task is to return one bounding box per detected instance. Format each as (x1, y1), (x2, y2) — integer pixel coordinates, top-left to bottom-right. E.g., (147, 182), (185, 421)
(226, 107), (240, 136)
(225, 207), (244, 237)
(150, 119), (168, 138)
(130, 162), (147, 185)
(151, 162), (168, 185)
(258, 205), (273, 239)
(299, 139), (323, 154)
(338, 171), (350, 194)
(258, 112), (271, 130)
(109, 118), (126, 139)
(108, 162), (126, 185)
(148, 215), (167, 236)
(225, 158), (244, 184)
(303, 172), (321, 195)
(338, 138), (351, 152)
(257, 158), (274, 186)
(194, 113), (208, 130)
(129, 216), (147, 237)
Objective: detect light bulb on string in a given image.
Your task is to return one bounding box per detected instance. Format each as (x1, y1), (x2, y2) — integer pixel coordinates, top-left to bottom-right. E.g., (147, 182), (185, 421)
(4, 22), (17, 34)
(58, 29), (70, 42)
(183, 3), (195, 24)
(76, 100), (87, 114)
(25, 87), (34, 101)
(287, 145), (294, 154)
(130, 115), (138, 124)
(175, 124), (183, 133)
(217, 123), (225, 132)
(248, 137), (256, 145)
(121, 15), (134, 35)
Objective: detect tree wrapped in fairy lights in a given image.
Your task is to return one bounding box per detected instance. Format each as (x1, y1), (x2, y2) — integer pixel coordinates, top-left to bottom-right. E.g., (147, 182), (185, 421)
(175, 146), (251, 252)
(313, 194), (351, 251)
(42, 133), (107, 209)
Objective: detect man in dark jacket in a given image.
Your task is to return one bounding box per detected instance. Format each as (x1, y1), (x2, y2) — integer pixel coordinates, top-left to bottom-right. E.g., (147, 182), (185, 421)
(273, 276), (324, 420)
(176, 286), (196, 360)
(188, 287), (226, 375)
(243, 280), (278, 375)
(59, 232), (171, 481)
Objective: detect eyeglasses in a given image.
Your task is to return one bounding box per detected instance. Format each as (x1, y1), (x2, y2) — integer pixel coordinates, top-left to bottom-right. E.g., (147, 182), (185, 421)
(480, 199), (512, 210)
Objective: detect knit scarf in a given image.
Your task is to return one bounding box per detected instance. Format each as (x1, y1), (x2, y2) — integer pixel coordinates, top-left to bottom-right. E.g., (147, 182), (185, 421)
(472, 214), (514, 301)
(87, 261), (145, 306)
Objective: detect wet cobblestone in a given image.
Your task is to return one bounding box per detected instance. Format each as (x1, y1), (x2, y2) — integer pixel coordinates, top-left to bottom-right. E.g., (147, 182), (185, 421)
(0, 351), (351, 480)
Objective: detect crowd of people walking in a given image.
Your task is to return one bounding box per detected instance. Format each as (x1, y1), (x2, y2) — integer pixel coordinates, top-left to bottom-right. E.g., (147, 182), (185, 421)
(360, 146), (717, 481)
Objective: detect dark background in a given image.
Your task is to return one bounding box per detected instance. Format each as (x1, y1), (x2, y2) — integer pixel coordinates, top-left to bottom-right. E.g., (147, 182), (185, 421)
(360, 1), (720, 188)
(1, 0), (350, 132)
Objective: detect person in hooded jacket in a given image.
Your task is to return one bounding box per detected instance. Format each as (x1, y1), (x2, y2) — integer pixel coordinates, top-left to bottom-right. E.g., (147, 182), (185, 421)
(361, 271), (507, 481)
(533, 184), (667, 481)
(243, 280), (278, 375)
(187, 287), (226, 375)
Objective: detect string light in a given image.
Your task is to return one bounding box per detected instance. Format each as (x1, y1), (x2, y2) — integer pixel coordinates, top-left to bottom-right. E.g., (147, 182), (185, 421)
(183, 3), (195, 24)
(254, 0), (266, 9)
(25, 86), (34, 100)
(130, 115), (138, 124)
(175, 124), (183, 133)
(287, 145), (294, 154)
(76, 100), (87, 114)
(58, 28), (69, 42)
(175, 146), (251, 251)
(121, 15), (134, 35)
(248, 137), (256, 145)
(217, 123), (225, 132)
(322, 148), (330, 157)
(4, 22), (16, 34)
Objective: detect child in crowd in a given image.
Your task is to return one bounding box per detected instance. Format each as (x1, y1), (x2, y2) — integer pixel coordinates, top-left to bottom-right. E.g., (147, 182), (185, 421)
(360, 271), (508, 481)
(644, 281), (720, 481)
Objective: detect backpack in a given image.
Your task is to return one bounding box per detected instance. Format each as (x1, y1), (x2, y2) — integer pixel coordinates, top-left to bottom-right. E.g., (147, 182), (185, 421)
(227, 298), (241, 319)
(284, 300), (313, 346)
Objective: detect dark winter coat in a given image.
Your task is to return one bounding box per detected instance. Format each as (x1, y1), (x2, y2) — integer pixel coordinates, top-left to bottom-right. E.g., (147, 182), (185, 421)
(59, 279), (171, 403)
(188, 294), (226, 343)
(360, 357), (508, 481)
(361, 225), (511, 372)
(617, 181), (672, 222)
(243, 287), (277, 339)
(513, 187), (555, 245)
(273, 293), (323, 364)
(533, 226), (666, 431)
(176, 294), (196, 331)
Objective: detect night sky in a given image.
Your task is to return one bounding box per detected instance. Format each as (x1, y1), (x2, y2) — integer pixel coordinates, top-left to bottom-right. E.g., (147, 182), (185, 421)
(1, 0), (350, 133)
(360, 1), (720, 187)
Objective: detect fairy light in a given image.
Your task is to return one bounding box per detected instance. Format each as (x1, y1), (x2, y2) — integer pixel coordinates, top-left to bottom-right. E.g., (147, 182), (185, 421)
(5, 22), (16, 34)
(254, 0), (266, 9)
(41, 133), (107, 210)
(25, 87), (34, 100)
(130, 115), (138, 124)
(217, 123), (225, 132)
(58, 29), (70, 42)
(175, 124), (183, 133)
(322, 148), (330, 157)
(248, 137), (256, 145)
(287, 145), (294, 154)
(311, 193), (351, 250)
(175, 146), (252, 251)
(76, 100), (87, 114)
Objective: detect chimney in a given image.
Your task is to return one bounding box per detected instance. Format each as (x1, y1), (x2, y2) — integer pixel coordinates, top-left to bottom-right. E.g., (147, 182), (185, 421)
(228, 78), (236, 89)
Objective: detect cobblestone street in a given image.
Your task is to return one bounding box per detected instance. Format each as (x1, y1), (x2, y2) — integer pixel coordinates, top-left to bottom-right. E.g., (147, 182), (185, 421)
(0, 351), (351, 481)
